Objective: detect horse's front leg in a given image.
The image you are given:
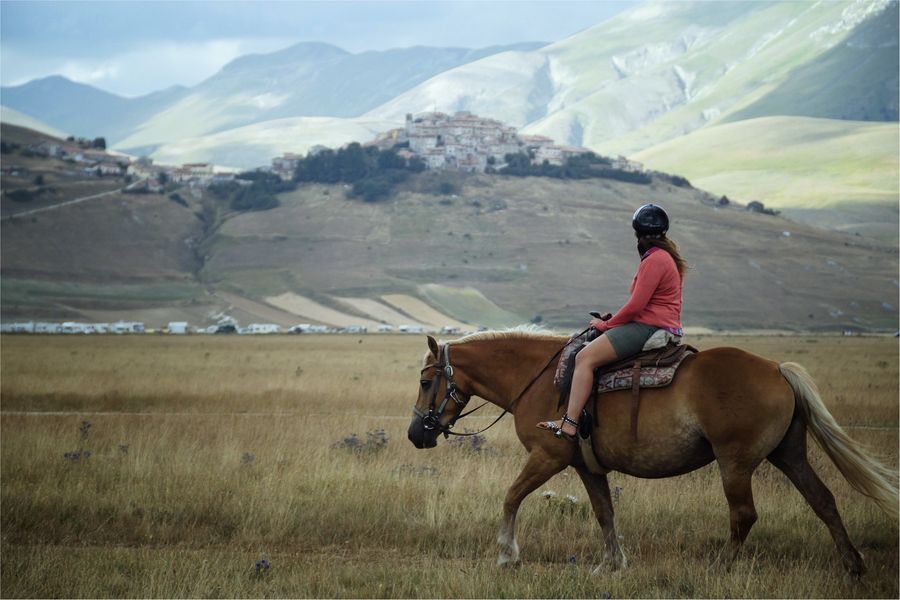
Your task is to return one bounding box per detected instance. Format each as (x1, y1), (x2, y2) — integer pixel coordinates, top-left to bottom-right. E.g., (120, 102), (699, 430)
(575, 468), (628, 572)
(498, 448), (568, 567)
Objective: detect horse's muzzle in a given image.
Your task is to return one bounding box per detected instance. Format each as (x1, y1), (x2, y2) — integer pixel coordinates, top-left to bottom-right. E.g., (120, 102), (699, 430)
(407, 413), (438, 449)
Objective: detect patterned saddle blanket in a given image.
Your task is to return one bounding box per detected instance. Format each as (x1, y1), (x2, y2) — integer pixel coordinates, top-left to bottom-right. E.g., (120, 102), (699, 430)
(595, 348), (694, 394)
(554, 331), (697, 397)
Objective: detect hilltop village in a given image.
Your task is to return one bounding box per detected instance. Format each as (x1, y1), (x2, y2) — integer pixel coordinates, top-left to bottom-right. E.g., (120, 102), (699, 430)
(15, 111), (644, 190)
(269, 111), (643, 180)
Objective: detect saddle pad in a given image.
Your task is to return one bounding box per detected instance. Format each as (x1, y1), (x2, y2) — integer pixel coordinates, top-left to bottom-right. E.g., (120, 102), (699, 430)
(595, 350), (692, 395)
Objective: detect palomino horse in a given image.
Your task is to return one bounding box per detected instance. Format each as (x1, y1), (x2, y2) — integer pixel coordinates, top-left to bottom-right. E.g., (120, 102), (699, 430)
(407, 330), (898, 576)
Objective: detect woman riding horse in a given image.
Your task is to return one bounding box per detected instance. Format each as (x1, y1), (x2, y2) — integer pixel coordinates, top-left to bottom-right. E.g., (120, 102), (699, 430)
(538, 203), (687, 440)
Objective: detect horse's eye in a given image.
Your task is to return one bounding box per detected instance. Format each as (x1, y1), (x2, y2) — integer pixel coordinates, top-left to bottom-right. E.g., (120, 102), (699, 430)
(420, 380), (432, 390)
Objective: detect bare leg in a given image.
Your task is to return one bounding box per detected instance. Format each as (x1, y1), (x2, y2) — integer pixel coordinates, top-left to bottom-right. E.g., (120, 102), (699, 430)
(498, 449), (568, 566)
(538, 335), (619, 437)
(768, 416), (866, 576)
(575, 468), (628, 572)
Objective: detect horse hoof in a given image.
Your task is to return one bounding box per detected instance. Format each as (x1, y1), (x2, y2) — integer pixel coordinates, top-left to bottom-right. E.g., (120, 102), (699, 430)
(845, 561), (867, 580)
(497, 555), (521, 568)
(591, 555), (628, 575)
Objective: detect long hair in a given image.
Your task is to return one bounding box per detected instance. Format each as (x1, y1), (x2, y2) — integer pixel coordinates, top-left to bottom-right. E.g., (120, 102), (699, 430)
(637, 233), (688, 278)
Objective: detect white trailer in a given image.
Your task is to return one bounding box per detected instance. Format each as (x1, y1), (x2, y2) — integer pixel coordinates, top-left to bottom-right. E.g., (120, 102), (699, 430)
(62, 322), (87, 334)
(167, 322), (189, 335)
(35, 322), (63, 334)
(245, 323), (281, 334)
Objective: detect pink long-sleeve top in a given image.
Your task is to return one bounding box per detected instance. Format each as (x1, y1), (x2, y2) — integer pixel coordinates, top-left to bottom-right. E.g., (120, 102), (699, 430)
(594, 247), (683, 335)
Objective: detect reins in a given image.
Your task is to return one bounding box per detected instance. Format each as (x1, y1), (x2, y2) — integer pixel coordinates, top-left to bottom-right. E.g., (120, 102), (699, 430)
(421, 327), (592, 438)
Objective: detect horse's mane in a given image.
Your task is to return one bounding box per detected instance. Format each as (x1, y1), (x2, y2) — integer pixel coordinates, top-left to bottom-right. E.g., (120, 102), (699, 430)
(446, 324), (567, 346)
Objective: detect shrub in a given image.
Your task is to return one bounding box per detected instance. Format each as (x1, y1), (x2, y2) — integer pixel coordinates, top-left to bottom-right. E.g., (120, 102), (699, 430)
(351, 171), (407, 202)
(446, 429), (493, 454)
(499, 151), (651, 184)
(331, 429), (389, 454)
(5, 189), (35, 203)
(231, 182), (279, 212)
(439, 181), (459, 195)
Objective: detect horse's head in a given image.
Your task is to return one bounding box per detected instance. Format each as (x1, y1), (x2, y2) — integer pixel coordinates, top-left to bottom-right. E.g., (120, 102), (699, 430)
(408, 335), (471, 449)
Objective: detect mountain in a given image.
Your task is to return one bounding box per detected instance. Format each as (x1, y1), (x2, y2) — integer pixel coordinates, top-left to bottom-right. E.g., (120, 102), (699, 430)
(366, 0), (897, 154)
(114, 41), (545, 154)
(725, 1), (899, 123)
(148, 116), (400, 169)
(0, 42), (545, 154)
(0, 75), (188, 143)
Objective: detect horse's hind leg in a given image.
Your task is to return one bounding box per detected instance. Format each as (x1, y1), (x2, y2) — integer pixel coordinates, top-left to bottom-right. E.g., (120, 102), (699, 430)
(498, 448), (567, 567)
(767, 415), (866, 577)
(716, 460), (759, 569)
(575, 469), (627, 572)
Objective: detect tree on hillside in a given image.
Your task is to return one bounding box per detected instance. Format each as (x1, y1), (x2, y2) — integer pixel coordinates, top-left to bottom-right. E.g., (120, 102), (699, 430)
(92, 137), (107, 150)
(377, 148), (406, 170)
(408, 156), (426, 173)
(336, 143), (368, 182)
(231, 181), (279, 212)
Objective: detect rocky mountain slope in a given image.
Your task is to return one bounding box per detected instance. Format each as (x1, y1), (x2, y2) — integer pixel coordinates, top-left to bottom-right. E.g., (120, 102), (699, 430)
(367, 0), (897, 155)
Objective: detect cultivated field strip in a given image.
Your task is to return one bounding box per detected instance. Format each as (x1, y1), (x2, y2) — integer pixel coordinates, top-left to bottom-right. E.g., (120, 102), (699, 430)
(1, 334), (897, 598)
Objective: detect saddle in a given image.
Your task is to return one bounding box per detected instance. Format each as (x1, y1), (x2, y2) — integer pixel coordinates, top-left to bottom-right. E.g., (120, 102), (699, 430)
(553, 333), (698, 474)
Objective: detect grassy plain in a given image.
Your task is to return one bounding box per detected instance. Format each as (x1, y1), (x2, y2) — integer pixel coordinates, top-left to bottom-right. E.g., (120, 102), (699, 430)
(1, 334), (897, 598)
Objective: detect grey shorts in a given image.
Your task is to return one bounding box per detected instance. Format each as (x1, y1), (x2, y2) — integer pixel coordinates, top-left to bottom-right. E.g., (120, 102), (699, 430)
(604, 322), (660, 358)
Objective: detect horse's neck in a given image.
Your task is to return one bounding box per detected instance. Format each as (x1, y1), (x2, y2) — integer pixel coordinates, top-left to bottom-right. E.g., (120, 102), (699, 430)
(454, 337), (563, 411)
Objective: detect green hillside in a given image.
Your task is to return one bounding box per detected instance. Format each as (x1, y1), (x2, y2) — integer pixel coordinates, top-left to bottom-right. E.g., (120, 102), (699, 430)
(726, 1), (899, 123)
(633, 116), (899, 240)
(419, 284), (522, 329)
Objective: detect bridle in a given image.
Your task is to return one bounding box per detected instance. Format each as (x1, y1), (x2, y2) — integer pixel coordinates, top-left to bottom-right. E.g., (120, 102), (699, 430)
(413, 333), (583, 438)
(414, 343), (475, 437)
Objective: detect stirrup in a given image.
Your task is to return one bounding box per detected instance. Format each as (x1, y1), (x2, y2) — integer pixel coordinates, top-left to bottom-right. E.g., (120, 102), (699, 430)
(554, 414), (579, 441)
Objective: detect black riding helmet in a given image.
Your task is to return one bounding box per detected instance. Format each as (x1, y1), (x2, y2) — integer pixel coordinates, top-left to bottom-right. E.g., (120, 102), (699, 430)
(632, 203), (669, 236)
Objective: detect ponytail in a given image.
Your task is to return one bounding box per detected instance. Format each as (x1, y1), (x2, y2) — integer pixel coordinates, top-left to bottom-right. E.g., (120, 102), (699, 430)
(637, 233), (688, 278)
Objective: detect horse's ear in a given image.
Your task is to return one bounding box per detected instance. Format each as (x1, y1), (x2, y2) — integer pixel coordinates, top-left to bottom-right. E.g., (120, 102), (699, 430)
(426, 335), (440, 358)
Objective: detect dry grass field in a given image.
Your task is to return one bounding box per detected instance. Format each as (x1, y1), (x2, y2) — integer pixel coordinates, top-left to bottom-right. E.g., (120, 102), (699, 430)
(0, 333), (897, 598)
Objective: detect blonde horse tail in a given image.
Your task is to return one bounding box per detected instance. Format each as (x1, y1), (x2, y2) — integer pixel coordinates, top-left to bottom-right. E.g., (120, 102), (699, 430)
(779, 362), (899, 520)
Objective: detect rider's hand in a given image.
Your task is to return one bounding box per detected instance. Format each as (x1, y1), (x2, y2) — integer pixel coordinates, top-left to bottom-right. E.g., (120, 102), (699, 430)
(589, 318), (607, 332)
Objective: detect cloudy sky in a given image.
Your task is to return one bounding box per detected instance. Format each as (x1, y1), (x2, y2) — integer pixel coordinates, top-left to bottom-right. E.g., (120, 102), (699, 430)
(1, 1), (633, 97)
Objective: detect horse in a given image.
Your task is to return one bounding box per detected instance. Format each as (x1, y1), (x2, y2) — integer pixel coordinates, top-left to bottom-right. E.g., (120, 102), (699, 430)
(406, 329), (898, 576)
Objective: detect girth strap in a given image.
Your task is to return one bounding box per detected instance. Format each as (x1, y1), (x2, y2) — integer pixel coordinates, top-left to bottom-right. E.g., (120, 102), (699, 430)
(630, 359), (641, 441)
